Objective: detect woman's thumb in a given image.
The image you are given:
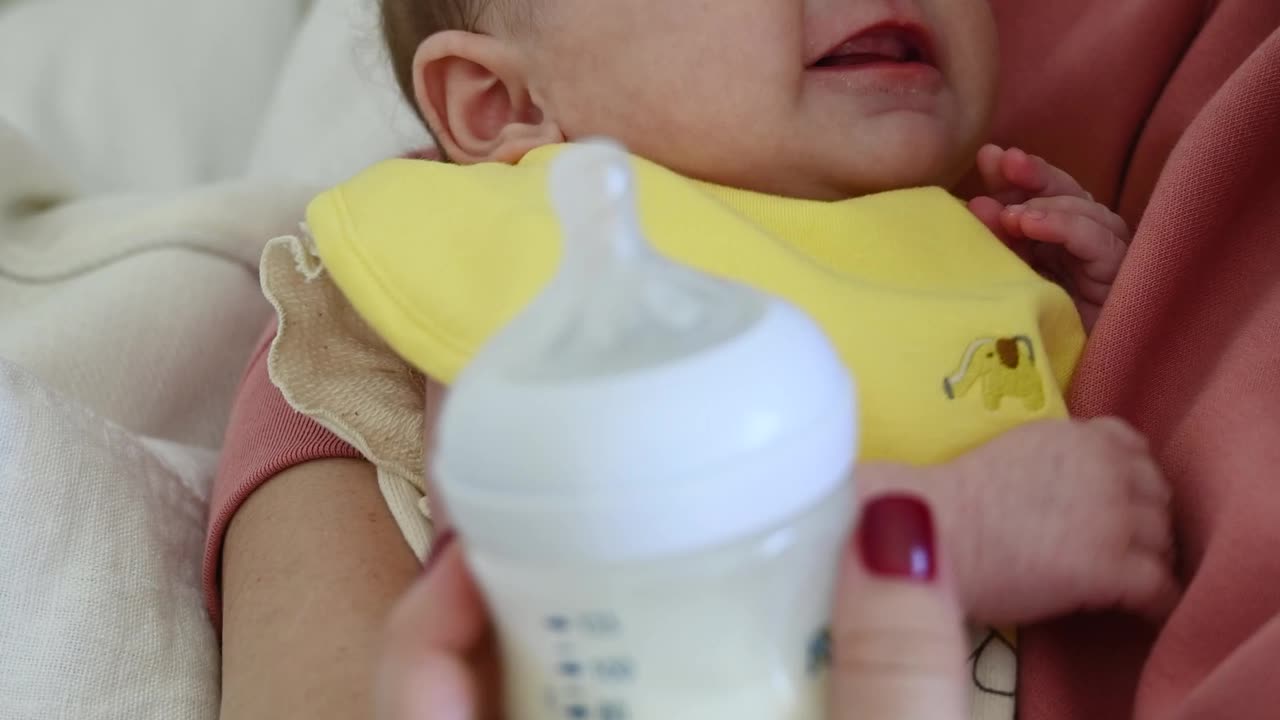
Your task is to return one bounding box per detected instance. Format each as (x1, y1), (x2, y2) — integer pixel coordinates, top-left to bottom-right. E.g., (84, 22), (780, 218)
(829, 495), (969, 720)
(378, 531), (488, 720)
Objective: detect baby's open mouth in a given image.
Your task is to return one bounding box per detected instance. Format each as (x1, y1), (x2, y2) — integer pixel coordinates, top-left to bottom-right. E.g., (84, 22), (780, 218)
(811, 24), (936, 69)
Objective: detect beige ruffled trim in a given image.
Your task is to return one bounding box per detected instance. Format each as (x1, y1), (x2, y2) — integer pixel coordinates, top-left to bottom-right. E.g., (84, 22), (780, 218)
(259, 231), (433, 559)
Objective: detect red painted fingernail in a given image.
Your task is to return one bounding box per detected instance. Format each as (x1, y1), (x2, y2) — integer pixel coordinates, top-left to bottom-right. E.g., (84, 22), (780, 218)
(423, 529), (457, 574)
(858, 495), (937, 581)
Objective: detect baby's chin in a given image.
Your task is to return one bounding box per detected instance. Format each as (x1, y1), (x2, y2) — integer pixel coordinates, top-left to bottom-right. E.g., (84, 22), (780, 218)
(813, 113), (983, 196)
(699, 160), (963, 202)
(619, 126), (976, 201)
(736, 125), (979, 199)
(841, 159), (970, 196)
(766, 157), (968, 200)
(812, 142), (978, 199)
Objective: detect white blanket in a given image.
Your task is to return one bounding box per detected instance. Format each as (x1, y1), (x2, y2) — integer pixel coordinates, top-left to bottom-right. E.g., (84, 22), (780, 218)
(0, 0), (430, 716)
(0, 120), (313, 447)
(0, 0), (427, 447)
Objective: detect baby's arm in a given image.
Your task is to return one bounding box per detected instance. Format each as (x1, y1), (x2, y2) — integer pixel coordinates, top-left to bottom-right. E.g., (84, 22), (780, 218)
(219, 459), (421, 719)
(863, 418), (1179, 626)
(220, 378), (452, 720)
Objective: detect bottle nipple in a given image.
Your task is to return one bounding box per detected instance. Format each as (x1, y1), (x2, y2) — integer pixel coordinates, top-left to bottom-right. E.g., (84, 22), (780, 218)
(548, 138), (650, 283)
(488, 138), (764, 382)
(435, 137), (858, 563)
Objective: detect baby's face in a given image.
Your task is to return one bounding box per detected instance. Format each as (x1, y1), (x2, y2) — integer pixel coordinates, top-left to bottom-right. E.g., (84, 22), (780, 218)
(520, 0), (998, 200)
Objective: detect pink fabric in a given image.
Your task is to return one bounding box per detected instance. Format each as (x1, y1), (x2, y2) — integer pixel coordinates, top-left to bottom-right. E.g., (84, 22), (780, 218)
(202, 322), (360, 628)
(967, 2), (1280, 718)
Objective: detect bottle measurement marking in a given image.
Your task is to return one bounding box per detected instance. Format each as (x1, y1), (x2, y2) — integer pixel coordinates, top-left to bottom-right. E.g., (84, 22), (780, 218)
(592, 658), (634, 683)
(599, 703), (629, 720)
(544, 611), (633, 720)
(577, 612), (621, 636)
(558, 685), (585, 701)
(545, 612), (621, 636)
(807, 626), (832, 675)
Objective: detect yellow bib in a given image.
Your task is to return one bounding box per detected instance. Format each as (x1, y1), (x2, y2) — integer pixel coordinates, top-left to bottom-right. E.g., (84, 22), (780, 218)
(306, 144), (1084, 465)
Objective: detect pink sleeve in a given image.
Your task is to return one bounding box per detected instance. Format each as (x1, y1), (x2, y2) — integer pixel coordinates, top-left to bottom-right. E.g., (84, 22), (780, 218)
(202, 321), (362, 629)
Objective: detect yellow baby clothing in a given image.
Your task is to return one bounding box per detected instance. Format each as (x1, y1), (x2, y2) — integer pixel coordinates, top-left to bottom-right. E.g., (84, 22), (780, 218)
(260, 143), (1085, 720)
(307, 144), (1084, 463)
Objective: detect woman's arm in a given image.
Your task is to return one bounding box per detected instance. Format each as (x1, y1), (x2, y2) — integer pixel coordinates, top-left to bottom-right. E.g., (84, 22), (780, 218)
(218, 458), (420, 719)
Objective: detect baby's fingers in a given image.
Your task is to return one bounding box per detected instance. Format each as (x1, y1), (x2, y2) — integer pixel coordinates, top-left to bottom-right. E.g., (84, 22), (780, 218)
(1002, 202), (1127, 283)
(968, 195), (1006, 235)
(996, 146), (1092, 201)
(1132, 504), (1175, 559)
(969, 196), (1033, 264)
(979, 145), (1092, 203)
(976, 144), (1025, 204)
(1007, 195), (1129, 240)
(1119, 554), (1182, 624)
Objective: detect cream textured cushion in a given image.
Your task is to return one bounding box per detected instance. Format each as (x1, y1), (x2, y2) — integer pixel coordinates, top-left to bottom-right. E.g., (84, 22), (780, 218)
(0, 359), (220, 719)
(0, 0), (302, 192)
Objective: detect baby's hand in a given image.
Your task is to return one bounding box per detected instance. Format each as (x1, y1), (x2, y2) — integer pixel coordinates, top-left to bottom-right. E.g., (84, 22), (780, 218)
(967, 145), (1130, 331)
(945, 417), (1178, 626)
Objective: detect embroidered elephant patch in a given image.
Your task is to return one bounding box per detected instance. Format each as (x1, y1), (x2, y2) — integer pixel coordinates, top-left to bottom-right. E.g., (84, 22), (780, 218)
(943, 336), (1045, 412)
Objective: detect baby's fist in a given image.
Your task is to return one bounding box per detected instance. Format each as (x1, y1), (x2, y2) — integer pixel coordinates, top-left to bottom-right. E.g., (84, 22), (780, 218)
(953, 418), (1179, 625)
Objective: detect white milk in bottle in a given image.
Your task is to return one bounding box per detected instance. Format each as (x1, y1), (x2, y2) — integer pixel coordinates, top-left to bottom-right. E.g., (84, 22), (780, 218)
(433, 140), (858, 720)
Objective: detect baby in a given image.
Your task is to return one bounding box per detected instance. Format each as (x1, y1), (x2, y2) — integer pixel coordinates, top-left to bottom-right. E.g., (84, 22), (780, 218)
(261, 0), (1177, 716)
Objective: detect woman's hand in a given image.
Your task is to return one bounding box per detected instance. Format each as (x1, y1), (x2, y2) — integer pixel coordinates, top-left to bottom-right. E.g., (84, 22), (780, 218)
(377, 495), (969, 720)
(376, 530), (500, 720)
(829, 495), (968, 720)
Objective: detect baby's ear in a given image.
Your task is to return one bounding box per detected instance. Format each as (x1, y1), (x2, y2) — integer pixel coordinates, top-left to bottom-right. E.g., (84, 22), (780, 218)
(412, 31), (563, 164)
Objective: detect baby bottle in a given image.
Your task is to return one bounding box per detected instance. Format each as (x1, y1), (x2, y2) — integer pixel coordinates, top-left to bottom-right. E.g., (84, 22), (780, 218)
(433, 140), (858, 720)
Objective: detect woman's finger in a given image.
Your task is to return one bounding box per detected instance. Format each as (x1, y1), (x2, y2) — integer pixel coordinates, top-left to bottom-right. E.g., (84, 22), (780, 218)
(377, 533), (489, 720)
(830, 495), (968, 720)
